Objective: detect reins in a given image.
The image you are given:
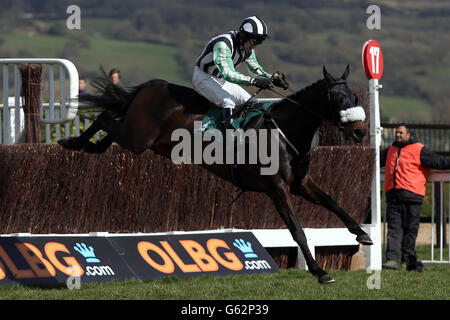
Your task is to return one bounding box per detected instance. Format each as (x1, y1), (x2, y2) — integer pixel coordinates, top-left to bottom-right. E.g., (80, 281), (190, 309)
(255, 69), (346, 126)
(266, 87), (330, 124)
(256, 79), (347, 157)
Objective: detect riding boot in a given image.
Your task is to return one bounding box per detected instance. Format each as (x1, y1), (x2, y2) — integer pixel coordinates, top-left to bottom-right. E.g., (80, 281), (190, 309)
(221, 107), (240, 187)
(221, 107), (233, 130)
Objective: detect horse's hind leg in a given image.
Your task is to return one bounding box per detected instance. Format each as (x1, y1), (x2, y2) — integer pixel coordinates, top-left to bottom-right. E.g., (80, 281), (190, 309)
(57, 114), (105, 151)
(95, 107), (159, 154)
(267, 179), (335, 284)
(83, 135), (114, 154)
(293, 175), (373, 245)
(95, 88), (164, 154)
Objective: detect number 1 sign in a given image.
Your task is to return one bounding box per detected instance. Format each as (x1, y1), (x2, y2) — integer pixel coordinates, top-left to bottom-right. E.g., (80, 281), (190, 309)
(362, 40), (384, 80)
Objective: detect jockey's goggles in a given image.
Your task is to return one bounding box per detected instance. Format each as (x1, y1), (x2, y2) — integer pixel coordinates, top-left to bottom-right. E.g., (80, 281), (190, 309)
(249, 37), (265, 46)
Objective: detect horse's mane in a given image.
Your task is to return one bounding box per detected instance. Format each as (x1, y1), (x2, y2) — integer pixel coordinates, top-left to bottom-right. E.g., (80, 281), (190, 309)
(270, 78), (326, 109)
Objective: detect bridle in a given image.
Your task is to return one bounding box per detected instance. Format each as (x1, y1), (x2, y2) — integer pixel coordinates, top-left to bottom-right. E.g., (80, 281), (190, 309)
(268, 80), (349, 127)
(263, 80), (355, 157)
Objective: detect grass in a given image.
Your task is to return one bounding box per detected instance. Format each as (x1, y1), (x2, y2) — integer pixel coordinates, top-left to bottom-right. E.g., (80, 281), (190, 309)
(78, 37), (187, 85)
(0, 246), (448, 300)
(3, 30), (190, 86)
(379, 95), (433, 122)
(417, 244), (449, 262)
(0, 267), (448, 300)
(4, 31), (66, 57)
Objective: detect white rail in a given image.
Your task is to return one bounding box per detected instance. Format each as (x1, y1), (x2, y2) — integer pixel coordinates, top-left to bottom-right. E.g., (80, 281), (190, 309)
(381, 170), (450, 265)
(427, 172), (450, 264)
(0, 58), (79, 144)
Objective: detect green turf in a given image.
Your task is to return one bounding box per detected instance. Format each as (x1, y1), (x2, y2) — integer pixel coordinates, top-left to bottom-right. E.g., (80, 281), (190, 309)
(0, 266), (448, 300)
(0, 246), (448, 300)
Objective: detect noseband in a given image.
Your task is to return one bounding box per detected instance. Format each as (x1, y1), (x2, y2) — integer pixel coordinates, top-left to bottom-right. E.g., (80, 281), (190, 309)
(326, 80), (365, 128)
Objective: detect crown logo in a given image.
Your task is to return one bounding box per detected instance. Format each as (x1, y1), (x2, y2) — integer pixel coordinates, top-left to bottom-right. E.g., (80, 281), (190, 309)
(233, 238), (258, 259)
(74, 243), (101, 263)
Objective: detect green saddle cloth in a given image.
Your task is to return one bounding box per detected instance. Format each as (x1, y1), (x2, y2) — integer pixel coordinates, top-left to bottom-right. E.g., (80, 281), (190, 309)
(201, 102), (273, 132)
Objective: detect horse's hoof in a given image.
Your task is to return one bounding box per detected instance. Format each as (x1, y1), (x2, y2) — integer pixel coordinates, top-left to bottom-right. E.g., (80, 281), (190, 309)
(57, 138), (81, 151)
(83, 142), (99, 153)
(318, 274), (335, 285)
(356, 234), (373, 246)
(57, 138), (70, 148)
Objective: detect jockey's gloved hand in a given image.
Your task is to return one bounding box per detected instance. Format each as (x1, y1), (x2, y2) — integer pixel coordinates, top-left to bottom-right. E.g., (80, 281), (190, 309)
(252, 77), (274, 90)
(271, 71), (289, 90)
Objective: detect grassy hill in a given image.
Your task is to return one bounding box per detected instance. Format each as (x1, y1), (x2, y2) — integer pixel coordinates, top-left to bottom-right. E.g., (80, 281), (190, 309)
(3, 30), (190, 87)
(380, 96), (433, 122)
(2, 29), (435, 122)
(1, 0), (449, 121)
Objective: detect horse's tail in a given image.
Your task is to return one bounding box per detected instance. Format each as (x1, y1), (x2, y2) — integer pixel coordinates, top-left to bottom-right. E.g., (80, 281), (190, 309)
(79, 68), (151, 119)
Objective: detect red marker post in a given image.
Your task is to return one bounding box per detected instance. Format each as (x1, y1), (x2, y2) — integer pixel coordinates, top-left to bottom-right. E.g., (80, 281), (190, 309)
(362, 39), (384, 80)
(362, 39), (383, 272)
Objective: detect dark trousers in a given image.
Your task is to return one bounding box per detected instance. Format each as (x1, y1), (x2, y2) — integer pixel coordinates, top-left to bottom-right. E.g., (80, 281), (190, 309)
(385, 201), (421, 265)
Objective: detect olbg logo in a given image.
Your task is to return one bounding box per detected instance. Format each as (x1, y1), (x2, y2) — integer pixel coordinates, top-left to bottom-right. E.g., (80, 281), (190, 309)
(137, 238), (272, 274)
(0, 242), (84, 280)
(137, 239), (244, 273)
(0, 242), (114, 280)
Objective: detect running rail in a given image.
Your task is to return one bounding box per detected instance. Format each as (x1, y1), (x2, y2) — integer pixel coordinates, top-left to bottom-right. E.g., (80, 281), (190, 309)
(381, 169), (450, 265)
(0, 58), (79, 126)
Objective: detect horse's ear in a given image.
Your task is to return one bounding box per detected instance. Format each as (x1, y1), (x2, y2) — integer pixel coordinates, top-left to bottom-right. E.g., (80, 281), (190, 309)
(341, 65), (350, 80)
(323, 65), (335, 82)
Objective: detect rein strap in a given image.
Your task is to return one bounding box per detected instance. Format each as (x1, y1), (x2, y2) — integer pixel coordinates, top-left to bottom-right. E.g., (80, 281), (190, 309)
(268, 117), (300, 156)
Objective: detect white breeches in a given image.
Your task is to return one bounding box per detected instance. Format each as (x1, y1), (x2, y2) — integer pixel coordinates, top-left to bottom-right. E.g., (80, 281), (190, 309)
(192, 66), (253, 113)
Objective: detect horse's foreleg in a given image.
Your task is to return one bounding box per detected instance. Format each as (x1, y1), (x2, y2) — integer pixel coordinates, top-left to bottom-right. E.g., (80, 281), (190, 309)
(267, 180), (335, 284)
(293, 175), (373, 245)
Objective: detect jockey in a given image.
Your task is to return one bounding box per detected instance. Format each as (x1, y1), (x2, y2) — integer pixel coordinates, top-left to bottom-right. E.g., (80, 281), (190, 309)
(193, 16), (289, 126)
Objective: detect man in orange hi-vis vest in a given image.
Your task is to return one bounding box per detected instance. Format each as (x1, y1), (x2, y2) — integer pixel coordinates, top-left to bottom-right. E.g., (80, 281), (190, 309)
(381, 124), (450, 271)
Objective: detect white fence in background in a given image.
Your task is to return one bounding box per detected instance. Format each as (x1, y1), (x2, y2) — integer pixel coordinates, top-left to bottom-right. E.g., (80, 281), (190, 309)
(0, 58), (80, 144)
(428, 172), (450, 264)
(381, 169), (450, 265)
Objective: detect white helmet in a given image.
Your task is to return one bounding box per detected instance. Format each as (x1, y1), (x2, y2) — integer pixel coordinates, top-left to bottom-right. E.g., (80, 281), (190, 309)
(239, 16), (269, 41)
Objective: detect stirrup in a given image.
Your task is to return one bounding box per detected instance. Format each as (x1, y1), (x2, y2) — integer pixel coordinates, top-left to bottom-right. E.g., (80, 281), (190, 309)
(231, 100), (256, 120)
(221, 108), (233, 130)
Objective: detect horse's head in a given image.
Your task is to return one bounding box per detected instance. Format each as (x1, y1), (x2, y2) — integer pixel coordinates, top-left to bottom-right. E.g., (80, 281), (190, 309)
(322, 65), (367, 142)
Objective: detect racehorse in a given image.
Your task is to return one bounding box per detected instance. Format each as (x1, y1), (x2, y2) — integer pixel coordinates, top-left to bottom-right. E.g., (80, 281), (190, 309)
(58, 65), (372, 284)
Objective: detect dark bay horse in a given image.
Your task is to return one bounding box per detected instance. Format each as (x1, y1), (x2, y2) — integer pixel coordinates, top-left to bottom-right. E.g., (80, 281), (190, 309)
(58, 65), (372, 284)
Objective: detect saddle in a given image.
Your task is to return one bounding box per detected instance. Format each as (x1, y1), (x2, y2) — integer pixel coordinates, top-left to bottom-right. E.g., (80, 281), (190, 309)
(166, 82), (273, 131)
(166, 82), (220, 114)
(230, 100), (273, 131)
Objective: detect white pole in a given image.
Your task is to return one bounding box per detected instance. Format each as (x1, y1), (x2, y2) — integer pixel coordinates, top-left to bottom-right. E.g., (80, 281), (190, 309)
(365, 78), (383, 270)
